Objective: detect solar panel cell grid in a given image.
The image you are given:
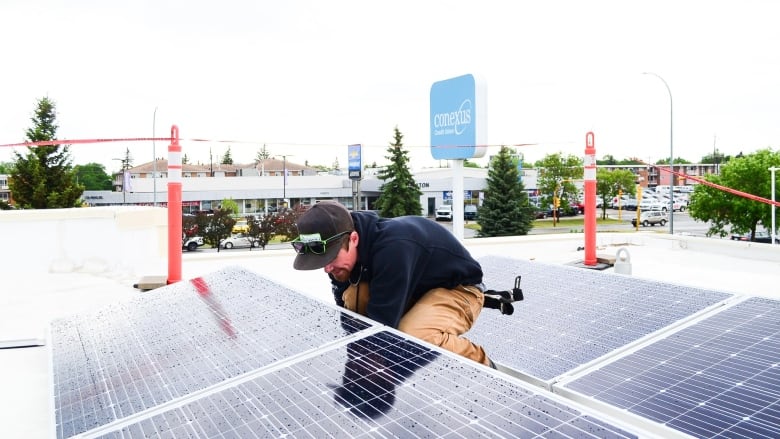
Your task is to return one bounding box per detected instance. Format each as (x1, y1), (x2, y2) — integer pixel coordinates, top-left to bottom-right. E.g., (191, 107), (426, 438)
(562, 297), (780, 439)
(469, 256), (733, 382)
(51, 266), (376, 438)
(97, 331), (640, 438)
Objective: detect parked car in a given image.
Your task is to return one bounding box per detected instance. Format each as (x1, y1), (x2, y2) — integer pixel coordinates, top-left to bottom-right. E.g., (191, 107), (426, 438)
(435, 205), (453, 221)
(182, 236), (204, 252)
(631, 211), (668, 227)
(219, 233), (260, 249)
(464, 205), (478, 220)
(546, 205), (577, 218)
(730, 230), (780, 244)
(638, 199), (667, 212)
(232, 219), (249, 234)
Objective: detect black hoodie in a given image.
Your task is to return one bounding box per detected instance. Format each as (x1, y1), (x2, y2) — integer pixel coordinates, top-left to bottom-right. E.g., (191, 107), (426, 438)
(331, 211), (483, 328)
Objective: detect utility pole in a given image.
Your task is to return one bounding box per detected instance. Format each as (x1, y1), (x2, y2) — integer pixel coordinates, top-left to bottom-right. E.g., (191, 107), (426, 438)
(279, 154), (294, 208)
(713, 134), (718, 175)
(153, 106), (158, 206)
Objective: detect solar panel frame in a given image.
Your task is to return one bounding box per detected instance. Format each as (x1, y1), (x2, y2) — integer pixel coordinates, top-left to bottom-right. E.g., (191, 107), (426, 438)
(49, 266), (378, 438)
(555, 296), (780, 439)
(469, 255), (734, 387)
(87, 329), (655, 439)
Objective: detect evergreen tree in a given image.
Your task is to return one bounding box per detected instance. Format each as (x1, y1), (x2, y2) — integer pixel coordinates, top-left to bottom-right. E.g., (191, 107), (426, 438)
(374, 126), (423, 217)
(222, 146), (234, 164)
(256, 144), (271, 162)
(477, 146), (533, 237)
(10, 97), (83, 208)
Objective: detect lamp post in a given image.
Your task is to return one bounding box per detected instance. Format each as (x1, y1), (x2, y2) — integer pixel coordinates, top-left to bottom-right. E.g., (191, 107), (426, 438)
(643, 72), (674, 235)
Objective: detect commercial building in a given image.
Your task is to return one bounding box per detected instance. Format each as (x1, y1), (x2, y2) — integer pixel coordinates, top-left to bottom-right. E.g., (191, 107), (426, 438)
(81, 159), (720, 216)
(84, 159), (497, 217)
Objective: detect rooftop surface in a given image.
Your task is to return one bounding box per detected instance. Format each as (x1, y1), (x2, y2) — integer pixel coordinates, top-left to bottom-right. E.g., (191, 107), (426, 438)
(2, 231), (779, 438)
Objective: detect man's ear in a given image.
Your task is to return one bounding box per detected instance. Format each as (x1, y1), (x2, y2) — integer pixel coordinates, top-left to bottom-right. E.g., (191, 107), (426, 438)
(349, 231), (359, 248)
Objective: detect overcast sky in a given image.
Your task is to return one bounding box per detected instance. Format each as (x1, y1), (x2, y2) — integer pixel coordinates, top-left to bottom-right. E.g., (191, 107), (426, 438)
(1, 0), (778, 173)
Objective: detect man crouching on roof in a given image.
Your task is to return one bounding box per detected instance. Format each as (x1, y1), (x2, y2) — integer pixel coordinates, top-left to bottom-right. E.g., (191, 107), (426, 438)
(290, 201), (495, 368)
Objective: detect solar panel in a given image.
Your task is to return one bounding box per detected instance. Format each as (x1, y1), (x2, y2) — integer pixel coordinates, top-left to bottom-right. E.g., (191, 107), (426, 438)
(469, 256), (733, 385)
(50, 266), (377, 438)
(90, 330), (646, 439)
(558, 296), (780, 438)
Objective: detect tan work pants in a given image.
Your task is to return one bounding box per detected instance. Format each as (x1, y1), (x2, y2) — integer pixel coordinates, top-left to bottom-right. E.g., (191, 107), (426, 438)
(343, 282), (490, 366)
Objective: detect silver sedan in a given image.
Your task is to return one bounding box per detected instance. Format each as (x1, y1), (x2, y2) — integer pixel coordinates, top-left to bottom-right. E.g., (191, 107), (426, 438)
(219, 234), (260, 249)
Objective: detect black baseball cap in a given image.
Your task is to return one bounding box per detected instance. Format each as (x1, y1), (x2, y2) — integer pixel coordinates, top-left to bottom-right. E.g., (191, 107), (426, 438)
(292, 201), (354, 270)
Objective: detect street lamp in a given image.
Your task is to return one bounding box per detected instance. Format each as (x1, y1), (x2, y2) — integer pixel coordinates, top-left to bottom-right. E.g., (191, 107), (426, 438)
(643, 72), (674, 234)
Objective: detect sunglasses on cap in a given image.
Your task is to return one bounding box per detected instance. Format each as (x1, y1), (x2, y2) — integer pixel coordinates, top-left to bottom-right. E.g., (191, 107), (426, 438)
(291, 231), (351, 255)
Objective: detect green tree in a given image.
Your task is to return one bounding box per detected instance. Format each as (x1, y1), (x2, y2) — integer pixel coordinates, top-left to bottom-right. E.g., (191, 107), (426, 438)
(597, 154), (617, 166)
(247, 214), (276, 250)
(220, 198), (239, 215)
(535, 152), (583, 218)
(272, 205), (307, 240)
(477, 146), (534, 237)
(374, 126), (423, 217)
(688, 148), (780, 239)
(200, 209), (235, 251)
(656, 157), (691, 165)
(256, 144), (271, 162)
(222, 146), (234, 164)
(0, 162), (14, 173)
(310, 164), (330, 173)
(9, 97), (83, 208)
(463, 158), (480, 168)
(596, 168), (637, 219)
(700, 150), (732, 166)
(74, 163), (113, 190)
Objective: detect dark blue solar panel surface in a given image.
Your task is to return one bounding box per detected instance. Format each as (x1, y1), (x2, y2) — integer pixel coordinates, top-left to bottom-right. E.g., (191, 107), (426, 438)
(50, 266), (376, 439)
(96, 331), (640, 439)
(469, 255), (733, 382)
(563, 297), (780, 438)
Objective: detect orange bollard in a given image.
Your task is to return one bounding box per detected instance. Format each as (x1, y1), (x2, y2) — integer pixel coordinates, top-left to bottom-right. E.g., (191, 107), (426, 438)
(167, 125), (183, 284)
(584, 132), (597, 266)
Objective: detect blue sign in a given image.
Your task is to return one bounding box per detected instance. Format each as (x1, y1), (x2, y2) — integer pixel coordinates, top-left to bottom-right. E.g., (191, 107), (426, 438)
(348, 144), (362, 181)
(443, 190), (472, 200)
(430, 74), (487, 160)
